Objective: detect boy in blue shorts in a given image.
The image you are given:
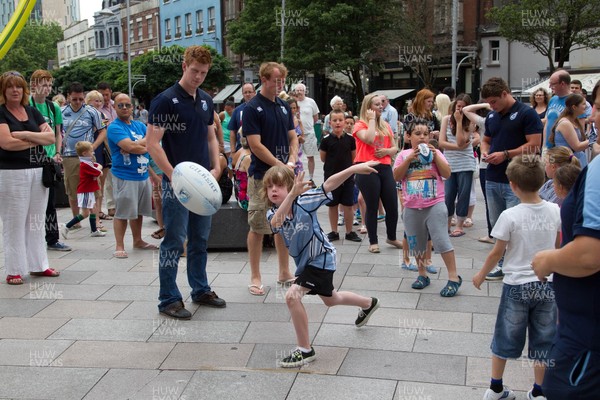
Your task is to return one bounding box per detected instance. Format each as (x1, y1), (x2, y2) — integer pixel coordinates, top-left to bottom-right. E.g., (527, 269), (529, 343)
(265, 162), (380, 368)
(473, 155), (561, 400)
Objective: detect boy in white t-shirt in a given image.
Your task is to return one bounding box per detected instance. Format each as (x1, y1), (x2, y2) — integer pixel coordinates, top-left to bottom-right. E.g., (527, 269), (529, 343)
(473, 154), (561, 400)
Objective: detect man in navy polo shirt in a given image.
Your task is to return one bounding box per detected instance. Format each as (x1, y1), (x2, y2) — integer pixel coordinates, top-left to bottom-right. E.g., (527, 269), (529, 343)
(242, 62), (299, 296)
(228, 82), (256, 152)
(480, 77), (543, 280)
(147, 45), (225, 319)
(532, 153), (600, 399)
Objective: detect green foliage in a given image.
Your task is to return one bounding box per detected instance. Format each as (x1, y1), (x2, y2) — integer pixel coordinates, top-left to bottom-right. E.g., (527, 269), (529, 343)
(487, 0), (600, 71)
(51, 58), (127, 94)
(0, 21), (63, 77)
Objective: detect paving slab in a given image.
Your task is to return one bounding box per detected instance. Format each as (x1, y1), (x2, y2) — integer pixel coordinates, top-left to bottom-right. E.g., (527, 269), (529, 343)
(288, 374), (397, 400)
(82, 368), (160, 400)
(412, 330), (493, 357)
(33, 299), (131, 319)
(127, 370), (196, 400)
(0, 339), (73, 366)
(149, 320), (248, 343)
(0, 317), (69, 339)
(0, 298), (54, 318)
(241, 321), (320, 345)
(49, 319), (157, 341)
(97, 285), (159, 301)
(24, 283), (112, 301)
(160, 343), (255, 370)
(417, 293), (500, 314)
(314, 323), (416, 352)
(246, 343), (349, 374)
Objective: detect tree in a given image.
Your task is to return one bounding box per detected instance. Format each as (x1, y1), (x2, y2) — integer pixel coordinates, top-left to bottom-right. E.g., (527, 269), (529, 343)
(0, 21), (63, 77)
(487, 0), (600, 71)
(52, 59), (127, 94)
(131, 45), (232, 106)
(227, 0), (402, 100)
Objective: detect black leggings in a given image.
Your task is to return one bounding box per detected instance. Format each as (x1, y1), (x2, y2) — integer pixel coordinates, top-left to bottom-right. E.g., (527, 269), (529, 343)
(355, 164), (398, 245)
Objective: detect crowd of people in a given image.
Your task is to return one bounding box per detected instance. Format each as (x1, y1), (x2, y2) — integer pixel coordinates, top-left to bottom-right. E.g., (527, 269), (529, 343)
(1, 55), (599, 398)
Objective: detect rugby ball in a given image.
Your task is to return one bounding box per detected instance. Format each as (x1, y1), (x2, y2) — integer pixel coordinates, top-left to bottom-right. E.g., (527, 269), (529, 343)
(171, 162), (222, 216)
(418, 143), (434, 165)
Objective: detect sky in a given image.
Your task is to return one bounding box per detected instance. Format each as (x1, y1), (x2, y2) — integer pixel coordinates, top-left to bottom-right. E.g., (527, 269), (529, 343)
(79, 0), (104, 25)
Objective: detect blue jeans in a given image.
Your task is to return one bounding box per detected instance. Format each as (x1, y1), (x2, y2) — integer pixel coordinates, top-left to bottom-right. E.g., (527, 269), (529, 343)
(444, 170), (473, 218)
(485, 180), (520, 228)
(158, 180), (212, 311)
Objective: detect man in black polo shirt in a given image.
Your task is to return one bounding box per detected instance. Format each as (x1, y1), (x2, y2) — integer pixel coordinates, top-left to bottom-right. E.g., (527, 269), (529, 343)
(480, 77), (543, 280)
(242, 62), (299, 296)
(147, 46), (225, 319)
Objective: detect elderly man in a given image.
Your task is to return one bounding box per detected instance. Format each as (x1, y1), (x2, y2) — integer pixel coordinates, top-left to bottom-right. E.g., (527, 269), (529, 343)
(380, 95), (399, 136)
(544, 69), (571, 149)
(294, 83), (320, 186)
(228, 83), (257, 152)
(107, 94), (155, 259)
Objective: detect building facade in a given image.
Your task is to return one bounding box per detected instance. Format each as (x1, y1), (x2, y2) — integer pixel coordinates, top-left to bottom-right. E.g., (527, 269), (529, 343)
(160, 0), (222, 53)
(93, 3), (123, 61)
(1, 0), (79, 30)
(57, 19), (95, 67)
(120, 0), (160, 60)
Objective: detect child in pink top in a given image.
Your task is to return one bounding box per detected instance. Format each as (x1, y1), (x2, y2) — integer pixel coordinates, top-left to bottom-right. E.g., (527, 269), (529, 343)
(393, 121), (462, 297)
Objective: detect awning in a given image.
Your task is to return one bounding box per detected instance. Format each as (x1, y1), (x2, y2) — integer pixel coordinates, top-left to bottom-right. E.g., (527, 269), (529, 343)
(213, 84), (240, 104)
(371, 89), (415, 99)
(522, 73), (600, 95)
(232, 83), (260, 104)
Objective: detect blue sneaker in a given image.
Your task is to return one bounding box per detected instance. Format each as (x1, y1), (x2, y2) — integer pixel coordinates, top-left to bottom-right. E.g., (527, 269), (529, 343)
(401, 262), (418, 271)
(377, 214), (386, 222)
(47, 241), (72, 251)
(425, 265), (438, 274)
(485, 267), (504, 281)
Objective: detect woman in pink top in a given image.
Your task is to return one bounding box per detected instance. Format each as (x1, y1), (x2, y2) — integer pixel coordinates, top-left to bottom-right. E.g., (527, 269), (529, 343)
(352, 94), (401, 253)
(393, 121), (462, 297)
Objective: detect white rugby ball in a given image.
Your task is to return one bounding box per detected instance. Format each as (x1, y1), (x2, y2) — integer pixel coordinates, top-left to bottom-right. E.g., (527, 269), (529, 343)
(171, 162), (222, 216)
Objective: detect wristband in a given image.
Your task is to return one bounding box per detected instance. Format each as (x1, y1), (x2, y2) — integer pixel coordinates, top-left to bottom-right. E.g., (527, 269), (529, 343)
(504, 150), (510, 160)
(286, 162), (295, 167)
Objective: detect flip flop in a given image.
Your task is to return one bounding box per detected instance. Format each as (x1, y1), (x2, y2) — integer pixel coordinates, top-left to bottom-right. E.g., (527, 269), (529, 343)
(134, 243), (159, 250)
(151, 228), (165, 239)
(248, 284), (265, 296)
(386, 239), (403, 249)
(463, 218), (473, 228)
(277, 278), (296, 287)
(478, 236), (495, 244)
(29, 268), (60, 277)
(6, 275), (23, 285)
(449, 230), (466, 237)
(113, 250), (128, 259)
(368, 244), (380, 253)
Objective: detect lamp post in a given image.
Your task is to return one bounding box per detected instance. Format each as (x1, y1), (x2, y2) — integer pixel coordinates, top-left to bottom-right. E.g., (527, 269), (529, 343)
(125, 0), (131, 98)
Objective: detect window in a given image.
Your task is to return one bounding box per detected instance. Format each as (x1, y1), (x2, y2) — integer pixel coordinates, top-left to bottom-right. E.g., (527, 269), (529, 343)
(147, 17), (153, 38)
(195, 10), (203, 34)
(67, 45), (71, 58)
(95, 32), (98, 49)
(175, 16), (181, 37)
(109, 28), (113, 46)
(490, 40), (500, 64)
(99, 31), (105, 48)
(185, 13), (192, 35)
(89, 37), (94, 51)
(114, 27), (119, 46)
(225, 0), (235, 19)
(59, 47), (65, 60)
(165, 18), (171, 39)
(137, 20), (143, 41)
(80, 40), (85, 54)
(554, 35), (570, 63)
(129, 21), (133, 41)
(208, 7), (215, 32)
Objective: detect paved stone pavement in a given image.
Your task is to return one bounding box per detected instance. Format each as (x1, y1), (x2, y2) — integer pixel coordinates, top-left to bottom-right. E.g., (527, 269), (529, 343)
(0, 159), (540, 400)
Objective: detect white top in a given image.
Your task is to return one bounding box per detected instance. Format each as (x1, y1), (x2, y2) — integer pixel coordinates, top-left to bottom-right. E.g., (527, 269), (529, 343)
(491, 201), (561, 285)
(297, 97), (319, 134)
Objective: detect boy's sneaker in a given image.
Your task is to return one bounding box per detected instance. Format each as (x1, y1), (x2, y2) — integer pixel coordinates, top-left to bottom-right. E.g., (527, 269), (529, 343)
(483, 386), (515, 400)
(526, 389), (546, 400)
(280, 347), (316, 368)
(485, 267), (504, 281)
(60, 224), (69, 240)
(355, 297), (380, 327)
(353, 219), (359, 226)
(327, 231), (340, 241)
(90, 230), (106, 237)
(377, 214), (386, 222)
(345, 232), (362, 242)
(47, 241), (72, 251)
(337, 216), (344, 226)
(355, 210), (361, 221)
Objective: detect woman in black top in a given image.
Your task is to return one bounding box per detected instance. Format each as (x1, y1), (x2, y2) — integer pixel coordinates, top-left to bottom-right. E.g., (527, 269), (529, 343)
(0, 71), (59, 285)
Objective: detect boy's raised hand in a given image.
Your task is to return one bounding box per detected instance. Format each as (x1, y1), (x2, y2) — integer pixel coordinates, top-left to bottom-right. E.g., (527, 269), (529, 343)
(472, 271), (485, 290)
(290, 171), (313, 197)
(354, 161), (380, 175)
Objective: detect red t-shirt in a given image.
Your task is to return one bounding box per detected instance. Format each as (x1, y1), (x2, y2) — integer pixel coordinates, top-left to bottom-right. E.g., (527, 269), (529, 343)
(352, 120), (393, 165)
(78, 161), (102, 193)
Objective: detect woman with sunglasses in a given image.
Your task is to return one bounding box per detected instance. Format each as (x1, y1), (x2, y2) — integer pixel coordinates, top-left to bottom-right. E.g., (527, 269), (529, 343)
(0, 71), (59, 285)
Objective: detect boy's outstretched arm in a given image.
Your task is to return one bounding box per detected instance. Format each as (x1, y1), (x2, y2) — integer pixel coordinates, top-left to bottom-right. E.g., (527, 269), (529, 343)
(472, 239), (507, 289)
(270, 171), (312, 230)
(322, 161), (379, 194)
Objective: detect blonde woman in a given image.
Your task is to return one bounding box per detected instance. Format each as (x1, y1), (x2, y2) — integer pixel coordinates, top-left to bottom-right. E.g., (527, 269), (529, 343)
(352, 94), (401, 253)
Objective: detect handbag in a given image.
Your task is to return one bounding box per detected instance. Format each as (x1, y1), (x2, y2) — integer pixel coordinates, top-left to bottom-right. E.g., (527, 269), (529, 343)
(103, 145), (112, 168)
(42, 157), (62, 188)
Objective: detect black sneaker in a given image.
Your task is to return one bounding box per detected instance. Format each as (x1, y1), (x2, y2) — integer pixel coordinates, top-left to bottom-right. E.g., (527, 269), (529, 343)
(193, 291), (226, 308)
(159, 301), (192, 320)
(355, 297), (380, 327)
(280, 347), (316, 368)
(327, 231), (340, 241)
(47, 242), (72, 251)
(309, 179), (317, 188)
(485, 267), (504, 281)
(345, 232), (362, 242)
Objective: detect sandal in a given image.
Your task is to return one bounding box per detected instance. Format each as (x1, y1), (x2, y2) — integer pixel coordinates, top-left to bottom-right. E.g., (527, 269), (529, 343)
(99, 212), (113, 220)
(248, 284), (266, 296)
(6, 275), (23, 285)
(113, 250), (128, 259)
(151, 228), (165, 239)
(277, 278), (296, 287)
(440, 276), (462, 297)
(29, 268), (60, 277)
(463, 218), (473, 228)
(368, 244), (380, 253)
(359, 225), (367, 234)
(450, 216), (457, 226)
(478, 236), (495, 244)
(386, 239), (403, 249)
(411, 275), (430, 289)
(449, 230), (466, 237)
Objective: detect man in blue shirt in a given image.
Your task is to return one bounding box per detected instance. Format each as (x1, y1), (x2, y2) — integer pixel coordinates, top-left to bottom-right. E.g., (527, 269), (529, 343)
(544, 70), (571, 148)
(147, 46), (224, 319)
(228, 83), (256, 152)
(380, 95), (399, 136)
(107, 94), (154, 259)
(481, 77), (543, 280)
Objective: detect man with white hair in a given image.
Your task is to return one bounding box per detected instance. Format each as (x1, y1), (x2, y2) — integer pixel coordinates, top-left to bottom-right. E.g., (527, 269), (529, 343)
(380, 95), (399, 136)
(322, 95), (344, 136)
(294, 83), (320, 186)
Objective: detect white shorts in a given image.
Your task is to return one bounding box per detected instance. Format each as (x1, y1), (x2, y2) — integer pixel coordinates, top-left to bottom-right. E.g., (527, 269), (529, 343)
(302, 132), (319, 157)
(77, 192), (96, 209)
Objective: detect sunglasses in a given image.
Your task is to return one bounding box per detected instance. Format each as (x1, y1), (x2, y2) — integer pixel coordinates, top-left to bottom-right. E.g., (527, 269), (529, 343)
(2, 71), (23, 78)
(117, 103), (133, 109)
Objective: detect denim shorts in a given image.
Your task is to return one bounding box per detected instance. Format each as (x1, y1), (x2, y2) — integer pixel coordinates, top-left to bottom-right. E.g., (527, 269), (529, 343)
(491, 282), (557, 360)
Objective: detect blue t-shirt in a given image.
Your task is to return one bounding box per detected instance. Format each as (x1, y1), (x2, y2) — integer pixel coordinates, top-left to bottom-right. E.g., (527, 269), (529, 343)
(242, 93), (295, 180)
(267, 188), (336, 276)
(107, 118), (149, 181)
(484, 100), (543, 184)
(148, 82), (214, 178)
(61, 104), (105, 157)
(227, 103), (247, 152)
(544, 95), (567, 148)
(553, 156), (600, 356)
